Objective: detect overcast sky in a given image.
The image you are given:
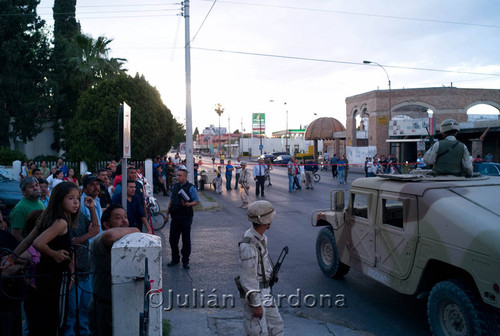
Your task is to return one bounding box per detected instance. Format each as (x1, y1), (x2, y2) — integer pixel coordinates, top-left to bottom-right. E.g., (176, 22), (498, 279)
(38, 0), (500, 136)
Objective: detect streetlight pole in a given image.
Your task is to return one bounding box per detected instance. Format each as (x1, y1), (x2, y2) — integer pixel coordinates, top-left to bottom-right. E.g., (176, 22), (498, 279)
(215, 103), (224, 156)
(364, 60), (392, 154)
(269, 100), (288, 154)
(363, 60), (391, 121)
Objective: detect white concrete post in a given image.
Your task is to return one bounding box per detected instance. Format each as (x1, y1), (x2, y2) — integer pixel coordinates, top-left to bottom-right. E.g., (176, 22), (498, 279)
(80, 161), (88, 175)
(145, 158), (153, 192)
(111, 233), (162, 336)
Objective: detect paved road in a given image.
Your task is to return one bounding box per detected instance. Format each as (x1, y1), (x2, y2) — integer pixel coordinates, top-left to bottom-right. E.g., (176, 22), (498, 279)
(156, 158), (431, 335)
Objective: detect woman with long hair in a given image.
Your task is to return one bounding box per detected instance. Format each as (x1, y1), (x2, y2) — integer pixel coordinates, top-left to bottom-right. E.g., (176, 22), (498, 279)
(32, 182), (95, 335)
(63, 168), (79, 187)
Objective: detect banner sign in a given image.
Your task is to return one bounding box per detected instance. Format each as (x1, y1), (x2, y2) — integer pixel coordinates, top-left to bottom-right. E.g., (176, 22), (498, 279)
(252, 113), (265, 135)
(389, 117), (435, 136)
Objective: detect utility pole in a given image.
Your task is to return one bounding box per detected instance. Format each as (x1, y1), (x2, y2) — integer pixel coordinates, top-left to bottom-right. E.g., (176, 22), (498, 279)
(228, 115), (230, 158)
(183, 0), (194, 182)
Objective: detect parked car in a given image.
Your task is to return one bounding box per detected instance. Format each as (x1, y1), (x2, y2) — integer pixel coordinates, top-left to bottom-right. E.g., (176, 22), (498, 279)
(269, 151), (287, 160)
(273, 155), (291, 166)
(473, 162), (500, 176)
(258, 154), (275, 162)
(0, 173), (23, 212)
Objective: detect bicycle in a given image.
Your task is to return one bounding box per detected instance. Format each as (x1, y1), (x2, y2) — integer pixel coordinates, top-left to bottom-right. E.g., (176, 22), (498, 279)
(313, 172), (321, 182)
(265, 167), (272, 186)
(146, 197), (166, 231)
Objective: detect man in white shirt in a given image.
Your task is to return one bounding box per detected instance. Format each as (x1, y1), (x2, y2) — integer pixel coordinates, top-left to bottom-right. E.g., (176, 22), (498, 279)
(234, 157), (242, 189)
(253, 158), (266, 197)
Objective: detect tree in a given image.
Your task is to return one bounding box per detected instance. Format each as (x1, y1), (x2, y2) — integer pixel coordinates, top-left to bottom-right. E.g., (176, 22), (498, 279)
(0, 0), (51, 147)
(193, 127), (199, 141)
(65, 74), (183, 162)
(68, 33), (127, 92)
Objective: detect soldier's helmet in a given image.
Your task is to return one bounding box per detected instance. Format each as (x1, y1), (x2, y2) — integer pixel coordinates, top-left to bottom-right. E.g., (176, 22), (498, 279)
(440, 119), (460, 133)
(240, 161), (247, 166)
(247, 200), (276, 225)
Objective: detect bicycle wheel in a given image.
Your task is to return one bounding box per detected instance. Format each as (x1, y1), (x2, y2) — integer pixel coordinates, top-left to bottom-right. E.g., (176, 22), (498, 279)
(153, 198), (160, 212)
(151, 212), (166, 231)
(313, 173), (321, 182)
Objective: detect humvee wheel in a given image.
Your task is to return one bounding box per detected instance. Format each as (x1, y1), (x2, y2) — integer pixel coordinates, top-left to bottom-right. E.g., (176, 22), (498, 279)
(428, 280), (494, 336)
(315, 227), (350, 278)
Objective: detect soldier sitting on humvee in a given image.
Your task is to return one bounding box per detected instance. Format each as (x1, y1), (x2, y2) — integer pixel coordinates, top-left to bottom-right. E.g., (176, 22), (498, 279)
(423, 119), (473, 177)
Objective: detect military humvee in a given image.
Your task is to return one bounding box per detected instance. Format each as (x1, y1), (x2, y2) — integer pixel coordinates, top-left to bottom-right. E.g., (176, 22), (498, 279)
(311, 174), (500, 336)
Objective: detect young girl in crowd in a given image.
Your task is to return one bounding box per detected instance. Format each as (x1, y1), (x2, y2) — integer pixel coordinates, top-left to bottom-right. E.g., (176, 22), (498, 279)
(50, 169), (64, 190)
(20, 161), (28, 179)
(32, 182), (90, 335)
(63, 168), (79, 186)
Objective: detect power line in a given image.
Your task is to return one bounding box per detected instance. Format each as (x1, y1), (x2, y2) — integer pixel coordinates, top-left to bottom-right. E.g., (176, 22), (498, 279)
(189, 0), (218, 45)
(2, 9), (180, 17)
(41, 14), (179, 21)
(38, 3), (180, 9)
(201, 0), (500, 29)
(191, 47), (500, 77)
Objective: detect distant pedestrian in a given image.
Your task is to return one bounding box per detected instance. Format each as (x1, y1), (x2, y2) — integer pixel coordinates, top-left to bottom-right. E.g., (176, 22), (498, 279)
(234, 157), (242, 189)
(337, 157), (345, 184)
(238, 162), (251, 208)
(323, 151), (330, 171)
(225, 160), (234, 190)
(343, 154), (349, 182)
(330, 154), (339, 178)
(253, 158), (266, 197)
(304, 158), (318, 189)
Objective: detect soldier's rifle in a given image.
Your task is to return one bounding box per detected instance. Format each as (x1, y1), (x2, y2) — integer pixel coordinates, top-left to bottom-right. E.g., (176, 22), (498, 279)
(270, 246), (289, 288)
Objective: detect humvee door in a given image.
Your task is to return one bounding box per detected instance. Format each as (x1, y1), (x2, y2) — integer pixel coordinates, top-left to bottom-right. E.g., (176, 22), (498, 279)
(375, 192), (418, 279)
(348, 191), (376, 266)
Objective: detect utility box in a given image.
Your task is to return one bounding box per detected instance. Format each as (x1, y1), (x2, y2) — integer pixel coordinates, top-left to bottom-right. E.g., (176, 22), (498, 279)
(111, 233), (162, 336)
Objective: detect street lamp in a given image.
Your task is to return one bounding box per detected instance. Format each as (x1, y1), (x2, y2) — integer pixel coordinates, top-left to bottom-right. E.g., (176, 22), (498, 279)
(270, 100), (288, 154)
(364, 60), (392, 155)
(215, 103), (224, 155)
(363, 60), (391, 122)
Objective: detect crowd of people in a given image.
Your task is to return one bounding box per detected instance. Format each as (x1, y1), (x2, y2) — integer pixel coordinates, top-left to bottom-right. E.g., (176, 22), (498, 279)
(0, 157), (156, 336)
(363, 154), (402, 177)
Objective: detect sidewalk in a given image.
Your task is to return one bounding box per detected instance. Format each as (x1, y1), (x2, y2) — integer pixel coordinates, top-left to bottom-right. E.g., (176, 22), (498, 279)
(163, 307), (373, 336)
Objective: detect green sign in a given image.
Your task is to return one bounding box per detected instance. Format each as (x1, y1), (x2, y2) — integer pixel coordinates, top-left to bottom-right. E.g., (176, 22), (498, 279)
(252, 113), (265, 135)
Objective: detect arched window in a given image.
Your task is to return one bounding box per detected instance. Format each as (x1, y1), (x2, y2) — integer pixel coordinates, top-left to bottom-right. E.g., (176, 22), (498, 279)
(467, 104), (499, 121)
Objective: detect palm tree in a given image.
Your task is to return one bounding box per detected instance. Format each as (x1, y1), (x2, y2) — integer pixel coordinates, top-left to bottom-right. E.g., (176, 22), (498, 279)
(69, 33), (127, 91)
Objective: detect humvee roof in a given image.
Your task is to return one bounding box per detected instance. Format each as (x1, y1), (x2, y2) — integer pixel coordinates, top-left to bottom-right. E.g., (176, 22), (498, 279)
(351, 175), (500, 197)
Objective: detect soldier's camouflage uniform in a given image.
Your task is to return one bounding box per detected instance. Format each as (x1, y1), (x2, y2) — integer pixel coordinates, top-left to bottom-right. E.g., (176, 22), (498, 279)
(239, 228), (284, 336)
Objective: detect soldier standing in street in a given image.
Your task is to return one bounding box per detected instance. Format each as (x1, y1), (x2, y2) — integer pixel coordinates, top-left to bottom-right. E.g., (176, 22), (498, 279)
(165, 169), (199, 269)
(238, 162), (251, 208)
(238, 201), (284, 336)
(424, 119), (473, 177)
